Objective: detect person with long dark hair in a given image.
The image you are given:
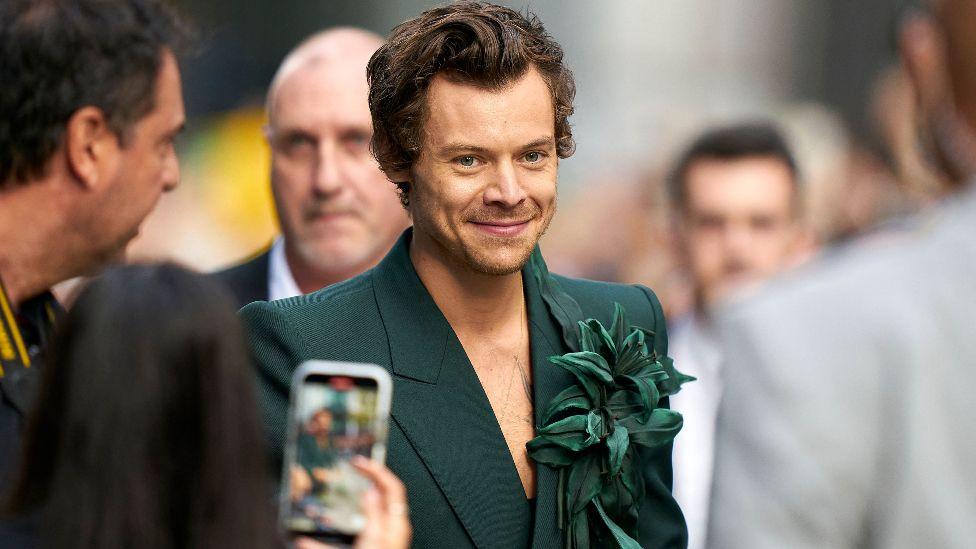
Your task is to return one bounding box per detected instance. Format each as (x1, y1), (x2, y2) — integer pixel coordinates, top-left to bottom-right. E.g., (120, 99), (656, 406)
(1, 264), (409, 549)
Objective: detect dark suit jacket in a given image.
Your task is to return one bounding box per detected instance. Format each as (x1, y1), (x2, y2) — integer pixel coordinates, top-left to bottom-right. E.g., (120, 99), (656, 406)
(241, 230), (687, 549)
(0, 292), (61, 492)
(211, 249), (270, 310)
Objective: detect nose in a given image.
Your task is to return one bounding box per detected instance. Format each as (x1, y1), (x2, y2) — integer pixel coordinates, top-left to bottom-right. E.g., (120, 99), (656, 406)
(722, 222), (754, 260)
(162, 149), (180, 193)
(312, 139), (343, 196)
(483, 161), (526, 207)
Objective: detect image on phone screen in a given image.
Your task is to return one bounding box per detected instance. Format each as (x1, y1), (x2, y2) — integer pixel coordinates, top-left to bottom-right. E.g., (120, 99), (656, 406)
(285, 371), (384, 538)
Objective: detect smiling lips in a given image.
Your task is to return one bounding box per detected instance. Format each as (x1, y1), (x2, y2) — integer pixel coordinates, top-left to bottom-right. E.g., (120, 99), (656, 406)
(470, 218), (533, 237)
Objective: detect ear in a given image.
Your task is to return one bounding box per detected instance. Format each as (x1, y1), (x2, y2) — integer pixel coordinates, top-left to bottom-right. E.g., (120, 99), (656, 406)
(899, 11), (949, 122)
(64, 106), (119, 190)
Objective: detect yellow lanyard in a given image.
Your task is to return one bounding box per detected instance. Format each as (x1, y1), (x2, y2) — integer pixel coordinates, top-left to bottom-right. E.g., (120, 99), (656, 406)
(0, 277), (32, 377)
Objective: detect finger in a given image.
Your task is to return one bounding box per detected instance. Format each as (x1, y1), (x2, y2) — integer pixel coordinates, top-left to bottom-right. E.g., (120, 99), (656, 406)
(352, 457), (412, 549)
(899, 11), (948, 114)
(294, 537), (340, 549)
(351, 456), (408, 508)
(353, 489), (384, 549)
(360, 487), (383, 524)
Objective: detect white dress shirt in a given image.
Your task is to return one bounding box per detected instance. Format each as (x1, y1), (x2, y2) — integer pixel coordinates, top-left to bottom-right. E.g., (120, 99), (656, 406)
(267, 237), (302, 302)
(668, 312), (724, 549)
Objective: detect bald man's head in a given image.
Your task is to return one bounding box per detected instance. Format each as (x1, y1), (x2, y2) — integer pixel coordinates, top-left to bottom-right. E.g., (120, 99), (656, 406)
(266, 27), (384, 124)
(263, 27), (409, 294)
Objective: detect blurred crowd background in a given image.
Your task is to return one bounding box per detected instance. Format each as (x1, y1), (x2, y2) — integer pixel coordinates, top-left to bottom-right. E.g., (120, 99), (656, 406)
(128, 0), (937, 320)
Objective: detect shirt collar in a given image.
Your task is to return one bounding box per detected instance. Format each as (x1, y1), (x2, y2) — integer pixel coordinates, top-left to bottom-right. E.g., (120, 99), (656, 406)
(267, 237), (302, 302)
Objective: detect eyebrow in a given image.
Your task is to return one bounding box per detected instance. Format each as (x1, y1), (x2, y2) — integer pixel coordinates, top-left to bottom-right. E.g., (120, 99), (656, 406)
(161, 121), (185, 144)
(436, 136), (555, 156)
(272, 127), (314, 140)
(520, 136), (555, 150)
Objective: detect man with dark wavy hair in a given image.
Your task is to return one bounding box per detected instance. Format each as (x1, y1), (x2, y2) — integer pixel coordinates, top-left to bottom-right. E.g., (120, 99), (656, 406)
(0, 0), (186, 490)
(244, 3), (688, 547)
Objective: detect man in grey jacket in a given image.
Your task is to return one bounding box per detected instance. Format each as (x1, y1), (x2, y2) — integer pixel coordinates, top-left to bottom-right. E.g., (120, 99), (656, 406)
(707, 1), (976, 548)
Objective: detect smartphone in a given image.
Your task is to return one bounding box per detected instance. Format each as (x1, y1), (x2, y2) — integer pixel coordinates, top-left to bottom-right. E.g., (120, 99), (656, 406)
(280, 361), (393, 546)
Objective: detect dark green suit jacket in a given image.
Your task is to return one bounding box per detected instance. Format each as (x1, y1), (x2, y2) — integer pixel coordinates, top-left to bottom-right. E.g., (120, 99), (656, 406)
(241, 230), (687, 548)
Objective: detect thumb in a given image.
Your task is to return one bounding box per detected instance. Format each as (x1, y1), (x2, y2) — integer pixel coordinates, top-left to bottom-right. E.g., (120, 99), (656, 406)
(899, 11), (949, 117)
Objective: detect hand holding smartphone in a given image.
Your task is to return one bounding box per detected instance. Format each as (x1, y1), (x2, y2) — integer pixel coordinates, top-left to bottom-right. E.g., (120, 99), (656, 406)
(281, 361), (393, 546)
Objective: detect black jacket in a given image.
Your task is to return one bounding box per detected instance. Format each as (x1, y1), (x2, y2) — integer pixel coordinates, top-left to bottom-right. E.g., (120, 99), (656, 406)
(210, 249), (270, 310)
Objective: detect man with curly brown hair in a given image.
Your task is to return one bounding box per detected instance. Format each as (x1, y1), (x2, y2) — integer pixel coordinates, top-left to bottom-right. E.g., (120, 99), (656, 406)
(243, 3), (688, 547)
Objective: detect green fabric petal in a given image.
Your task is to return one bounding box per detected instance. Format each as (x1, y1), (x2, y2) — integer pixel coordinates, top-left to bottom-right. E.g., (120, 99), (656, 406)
(538, 413), (600, 451)
(526, 437), (576, 467)
(654, 354), (696, 397)
(607, 389), (643, 419)
(581, 318), (617, 365)
(598, 474), (634, 528)
(619, 373), (662, 422)
(569, 508), (590, 549)
(620, 408), (683, 449)
(599, 472), (638, 527)
(593, 499), (643, 549)
(530, 247), (584, 352)
(549, 352), (614, 403)
(608, 303), (630, 354)
(567, 452), (603, 515)
(619, 450), (645, 504)
(542, 385), (591, 425)
(585, 409), (607, 440)
(606, 424), (629, 476)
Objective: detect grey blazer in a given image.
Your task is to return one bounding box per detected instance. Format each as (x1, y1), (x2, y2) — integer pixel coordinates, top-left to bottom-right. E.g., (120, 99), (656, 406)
(707, 185), (976, 549)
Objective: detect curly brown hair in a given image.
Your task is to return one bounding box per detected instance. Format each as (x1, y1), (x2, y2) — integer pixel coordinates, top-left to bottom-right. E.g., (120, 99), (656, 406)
(366, 1), (576, 207)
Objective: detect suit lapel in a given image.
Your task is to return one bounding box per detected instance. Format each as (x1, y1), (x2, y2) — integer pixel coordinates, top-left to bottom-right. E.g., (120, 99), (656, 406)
(524, 256), (574, 549)
(371, 231), (531, 549)
(0, 364), (39, 416)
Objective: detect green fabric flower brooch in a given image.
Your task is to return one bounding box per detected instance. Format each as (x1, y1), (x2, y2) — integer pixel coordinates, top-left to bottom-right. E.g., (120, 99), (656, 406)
(528, 250), (694, 548)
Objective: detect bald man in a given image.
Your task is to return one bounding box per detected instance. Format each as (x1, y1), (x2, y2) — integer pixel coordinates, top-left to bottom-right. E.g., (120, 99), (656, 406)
(706, 1), (976, 548)
(214, 28), (410, 306)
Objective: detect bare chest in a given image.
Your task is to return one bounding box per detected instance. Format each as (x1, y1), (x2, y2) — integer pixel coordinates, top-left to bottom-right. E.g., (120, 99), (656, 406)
(466, 341), (537, 498)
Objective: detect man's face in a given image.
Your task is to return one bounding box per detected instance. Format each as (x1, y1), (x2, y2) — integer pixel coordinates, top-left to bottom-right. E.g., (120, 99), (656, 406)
(268, 59), (407, 278)
(680, 156), (800, 308)
(407, 67), (558, 276)
(95, 49), (184, 264)
(308, 410), (333, 436)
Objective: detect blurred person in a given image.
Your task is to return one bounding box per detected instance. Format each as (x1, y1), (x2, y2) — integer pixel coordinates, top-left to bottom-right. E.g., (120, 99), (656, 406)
(0, 0), (186, 490)
(665, 122), (807, 549)
(213, 28), (410, 308)
(707, 2), (976, 548)
(870, 64), (948, 205)
(292, 408), (338, 500)
(0, 264), (411, 549)
(779, 102), (911, 245)
(243, 2), (689, 548)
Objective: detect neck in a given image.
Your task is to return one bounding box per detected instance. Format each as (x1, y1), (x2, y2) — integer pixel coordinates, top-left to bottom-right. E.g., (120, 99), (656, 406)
(284, 243), (384, 295)
(409, 234), (526, 335)
(0, 181), (79, 308)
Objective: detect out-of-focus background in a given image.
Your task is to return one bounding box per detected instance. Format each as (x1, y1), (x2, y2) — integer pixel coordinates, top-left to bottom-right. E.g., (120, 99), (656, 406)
(133, 0), (929, 318)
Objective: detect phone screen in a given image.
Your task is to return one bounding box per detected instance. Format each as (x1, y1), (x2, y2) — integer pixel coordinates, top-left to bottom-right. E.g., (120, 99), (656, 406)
(285, 373), (383, 539)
